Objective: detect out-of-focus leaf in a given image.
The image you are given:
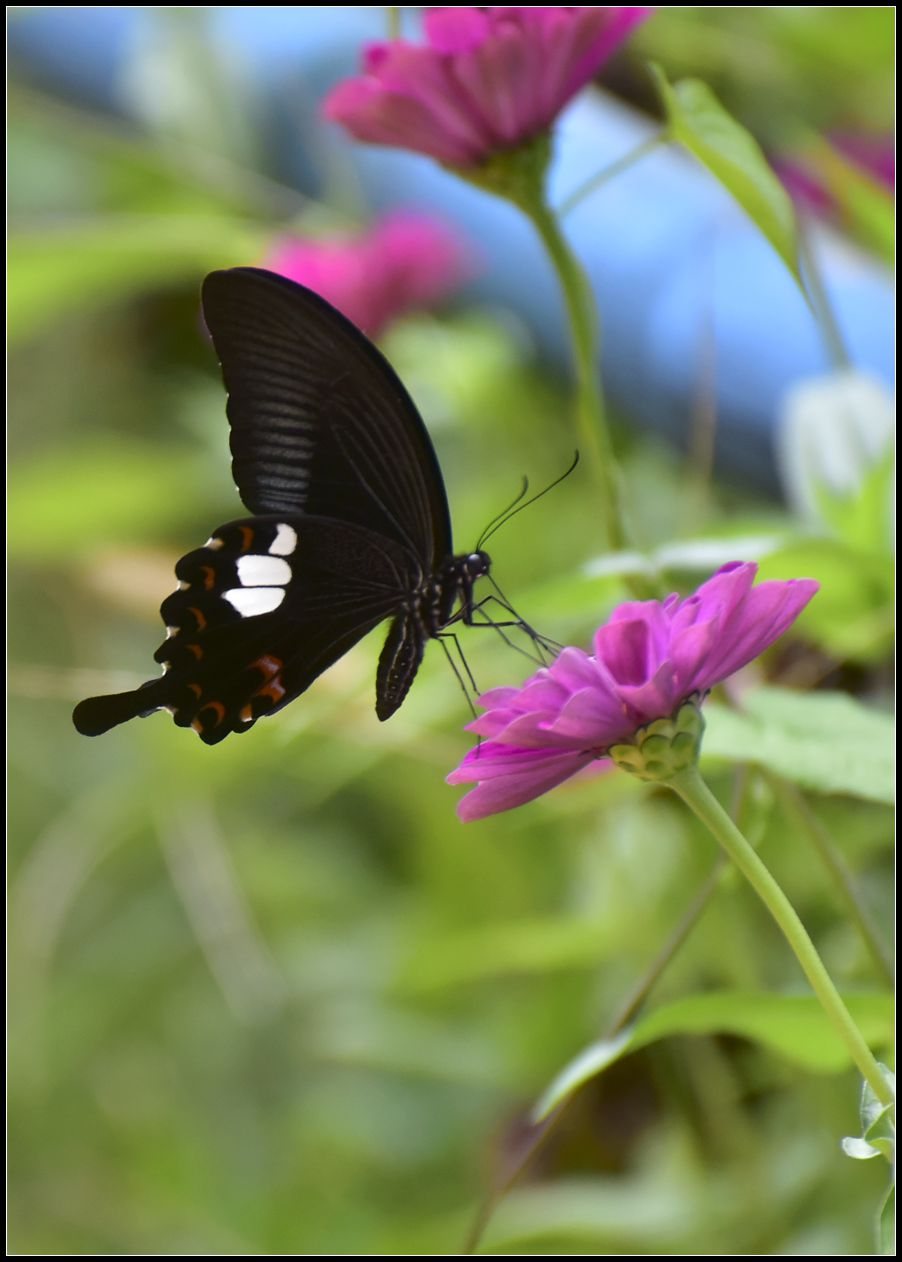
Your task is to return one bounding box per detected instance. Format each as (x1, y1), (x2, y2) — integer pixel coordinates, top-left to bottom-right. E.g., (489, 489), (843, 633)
(757, 540), (893, 662)
(536, 990), (894, 1119)
(818, 144), (895, 263)
(8, 216), (265, 344)
(395, 917), (613, 994)
(703, 688), (894, 804)
(878, 1183), (895, 1254)
(8, 441), (218, 559)
(651, 65), (803, 287)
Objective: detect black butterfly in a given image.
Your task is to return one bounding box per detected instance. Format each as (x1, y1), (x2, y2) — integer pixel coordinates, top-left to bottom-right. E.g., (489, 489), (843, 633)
(72, 267), (497, 746)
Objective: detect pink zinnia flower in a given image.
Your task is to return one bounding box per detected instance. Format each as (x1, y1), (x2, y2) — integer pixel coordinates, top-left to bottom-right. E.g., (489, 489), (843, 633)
(448, 563), (818, 821)
(265, 212), (472, 337)
(323, 7), (652, 168)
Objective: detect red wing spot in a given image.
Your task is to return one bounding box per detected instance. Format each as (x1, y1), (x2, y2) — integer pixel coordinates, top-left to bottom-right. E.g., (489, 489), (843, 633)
(201, 565), (216, 591)
(239, 526), (255, 552)
(257, 677), (287, 706)
(251, 653), (284, 679)
(187, 682), (202, 699)
(186, 643), (204, 661)
(188, 606), (207, 631)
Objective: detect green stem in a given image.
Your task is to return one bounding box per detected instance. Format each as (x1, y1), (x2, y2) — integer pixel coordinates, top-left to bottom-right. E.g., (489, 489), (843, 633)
(763, 771), (894, 988)
(519, 198), (631, 561)
(385, 7), (401, 40)
(559, 133), (665, 217)
(669, 765), (892, 1106)
(797, 222), (851, 371)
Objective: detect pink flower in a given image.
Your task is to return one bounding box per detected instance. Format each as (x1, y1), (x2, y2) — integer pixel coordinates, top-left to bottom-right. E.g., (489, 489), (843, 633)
(323, 7), (652, 167)
(265, 212), (472, 337)
(776, 133), (895, 216)
(448, 563), (819, 821)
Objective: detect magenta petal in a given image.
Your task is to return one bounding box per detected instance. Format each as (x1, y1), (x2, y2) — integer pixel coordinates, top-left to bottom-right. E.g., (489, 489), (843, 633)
(447, 560), (818, 820)
(450, 23), (540, 146)
(550, 686), (626, 744)
(425, 7), (491, 55)
(448, 744), (598, 821)
(491, 711), (585, 750)
(616, 658), (680, 729)
(549, 646), (601, 690)
(326, 6), (648, 166)
(594, 616), (656, 686)
(695, 579), (819, 688)
(323, 80), (478, 165)
(690, 562), (758, 626)
(668, 617), (720, 694)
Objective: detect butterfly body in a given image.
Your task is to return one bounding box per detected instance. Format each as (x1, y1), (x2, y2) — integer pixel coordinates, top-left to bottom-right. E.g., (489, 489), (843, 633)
(73, 269), (493, 744)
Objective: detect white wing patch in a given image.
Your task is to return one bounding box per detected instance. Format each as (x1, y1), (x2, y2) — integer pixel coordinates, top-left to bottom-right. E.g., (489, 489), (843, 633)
(224, 587), (286, 617)
(269, 524), (298, 556)
(236, 555), (292, 587)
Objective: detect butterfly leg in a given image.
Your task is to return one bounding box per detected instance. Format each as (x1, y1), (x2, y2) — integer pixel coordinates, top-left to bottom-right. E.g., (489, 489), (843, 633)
(434, 631), (481, 721)
(458, 595), (561, 665)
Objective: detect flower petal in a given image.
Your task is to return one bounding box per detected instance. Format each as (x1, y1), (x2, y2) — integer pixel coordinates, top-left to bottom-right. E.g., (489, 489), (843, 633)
(448, 743), (599, 821)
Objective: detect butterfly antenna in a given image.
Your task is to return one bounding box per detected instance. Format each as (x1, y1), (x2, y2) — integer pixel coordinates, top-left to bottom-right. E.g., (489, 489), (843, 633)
(476, 451), (580, 550)
(475, 476), (530, 552)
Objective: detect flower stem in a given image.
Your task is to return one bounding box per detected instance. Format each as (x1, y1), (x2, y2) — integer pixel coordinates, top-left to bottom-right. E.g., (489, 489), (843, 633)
(520, 198), (634, 562)
(669, 765), (893, 1106)
(559, 133), (665, 217)
(797, 222), (850, 371)
(763, 770), (894, 988)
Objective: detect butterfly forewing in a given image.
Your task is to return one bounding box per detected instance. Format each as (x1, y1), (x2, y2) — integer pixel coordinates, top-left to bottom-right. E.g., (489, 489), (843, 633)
(201, 268), (453, 568)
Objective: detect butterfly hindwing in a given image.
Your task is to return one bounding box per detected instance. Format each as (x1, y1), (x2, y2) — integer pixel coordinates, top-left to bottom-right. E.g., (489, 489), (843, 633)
(74, 515), (419, 744)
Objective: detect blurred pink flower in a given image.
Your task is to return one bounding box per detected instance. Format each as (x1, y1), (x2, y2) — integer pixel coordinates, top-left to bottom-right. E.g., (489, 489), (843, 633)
(323, 7), (652, 167)
(265, 212), (472, 337)
(776, 133), (895, 215)
(448, 563), (818, 821)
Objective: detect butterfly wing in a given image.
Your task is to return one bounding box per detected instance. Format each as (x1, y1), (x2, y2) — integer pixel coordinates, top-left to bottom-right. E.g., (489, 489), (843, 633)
(73, 515), (417, 745)
(201, 268), (453, 569)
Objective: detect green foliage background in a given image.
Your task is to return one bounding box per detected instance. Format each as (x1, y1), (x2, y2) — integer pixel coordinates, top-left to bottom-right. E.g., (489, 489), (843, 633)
(8, 8), (894, 1255)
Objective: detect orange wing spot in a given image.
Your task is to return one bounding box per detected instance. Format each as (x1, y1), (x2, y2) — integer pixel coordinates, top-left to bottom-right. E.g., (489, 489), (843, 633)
(239, 525), (255, 552)
(252, 653), (284, 679)
(258, 677), (287, 706)
(201, 565), (216, 591)
(200, 701), (226, 725)
(188, 606), (208, 631)
(187, 682), (203, 699)
(185, 643), (204, 661)
(239, 704), (255, 723)
(191, 719), (204, 734)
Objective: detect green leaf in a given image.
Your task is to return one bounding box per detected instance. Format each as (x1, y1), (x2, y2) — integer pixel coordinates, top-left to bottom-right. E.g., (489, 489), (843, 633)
(650, 64), (803, 288)
(8, 441), (218, 560)
(8, 216), (265, 344)
(816, 143), (895, 263)
(703, 688), (894, 804)
(757, 541), (893, 663)
(843, 1064), (895, 1162)
(535, 990), (894, 1119)
(878, 1183), (895, 1254)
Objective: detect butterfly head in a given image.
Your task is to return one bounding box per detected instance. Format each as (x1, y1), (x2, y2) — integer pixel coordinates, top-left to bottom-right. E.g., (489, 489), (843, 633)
(463, 550), (491, 581)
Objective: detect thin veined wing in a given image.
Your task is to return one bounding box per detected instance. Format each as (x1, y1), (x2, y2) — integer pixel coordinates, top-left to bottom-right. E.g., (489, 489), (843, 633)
(201, 268), (454, 568)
